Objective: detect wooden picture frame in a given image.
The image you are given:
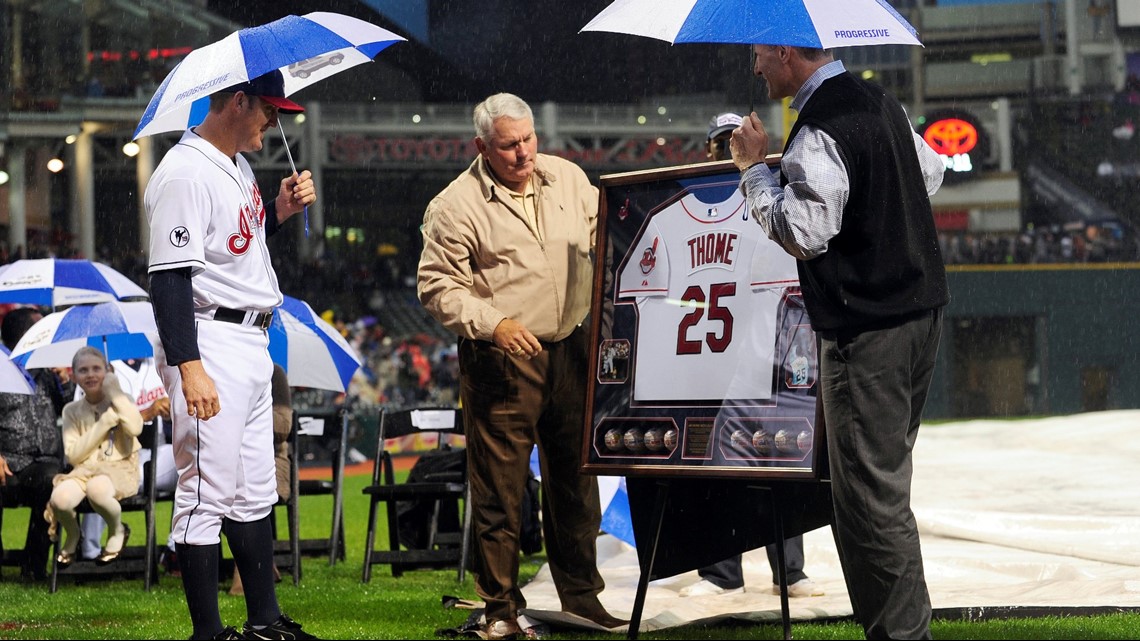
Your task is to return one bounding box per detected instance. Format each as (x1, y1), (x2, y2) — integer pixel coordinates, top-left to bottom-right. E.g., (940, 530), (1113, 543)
(581, 157), (825, 480)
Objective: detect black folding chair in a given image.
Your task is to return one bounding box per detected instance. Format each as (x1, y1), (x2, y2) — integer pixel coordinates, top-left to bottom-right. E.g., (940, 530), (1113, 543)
(0, 463), (57, 577)
(361, 406), (471, 583)
(291, 405), (348, 566)
(50, 419), (173, 592)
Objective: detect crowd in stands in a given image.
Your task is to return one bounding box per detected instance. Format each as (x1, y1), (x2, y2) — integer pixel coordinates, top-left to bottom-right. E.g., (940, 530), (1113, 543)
(1024, 86), (1140, 240)
(939, 222), (1140, 265)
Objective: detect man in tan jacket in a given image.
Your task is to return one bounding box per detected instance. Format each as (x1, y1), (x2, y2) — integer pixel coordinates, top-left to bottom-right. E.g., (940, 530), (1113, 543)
(418, 92), (625, 640)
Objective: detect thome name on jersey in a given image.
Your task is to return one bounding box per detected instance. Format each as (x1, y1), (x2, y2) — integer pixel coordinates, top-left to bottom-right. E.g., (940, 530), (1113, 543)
(616, 184), (798, 404)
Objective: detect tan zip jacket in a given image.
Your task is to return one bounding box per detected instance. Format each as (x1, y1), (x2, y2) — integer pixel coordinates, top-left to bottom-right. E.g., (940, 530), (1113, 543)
(418, 153), (598, 343)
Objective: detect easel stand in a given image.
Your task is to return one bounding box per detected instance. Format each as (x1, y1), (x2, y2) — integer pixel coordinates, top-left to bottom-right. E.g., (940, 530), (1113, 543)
(626, 479), (800, 640)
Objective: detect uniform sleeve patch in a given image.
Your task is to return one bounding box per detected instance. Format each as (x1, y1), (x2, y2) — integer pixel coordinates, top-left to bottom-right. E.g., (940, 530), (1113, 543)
(170, 226), (190, 247)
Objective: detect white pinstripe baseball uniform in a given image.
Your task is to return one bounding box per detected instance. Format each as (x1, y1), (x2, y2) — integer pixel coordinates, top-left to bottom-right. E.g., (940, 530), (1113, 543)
(145, 129), (280, 545)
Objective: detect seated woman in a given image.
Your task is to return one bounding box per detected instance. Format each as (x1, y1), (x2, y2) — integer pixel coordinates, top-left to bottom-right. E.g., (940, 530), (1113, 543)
(47, 346), (143, 566)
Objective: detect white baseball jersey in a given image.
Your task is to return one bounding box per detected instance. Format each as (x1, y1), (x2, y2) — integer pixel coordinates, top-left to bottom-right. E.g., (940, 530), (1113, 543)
(145, 128), (279, 544)
(616, 186), (798, 402)
(145, 129), (282, 313)
(116, 358), (168, 411)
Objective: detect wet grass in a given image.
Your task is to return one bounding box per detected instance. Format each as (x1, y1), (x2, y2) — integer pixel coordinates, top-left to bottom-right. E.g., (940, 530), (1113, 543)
(2, 474), (1138, 639)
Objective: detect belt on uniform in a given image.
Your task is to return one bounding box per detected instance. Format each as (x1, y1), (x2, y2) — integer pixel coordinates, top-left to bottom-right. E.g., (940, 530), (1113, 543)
(213, 307), (274, 330)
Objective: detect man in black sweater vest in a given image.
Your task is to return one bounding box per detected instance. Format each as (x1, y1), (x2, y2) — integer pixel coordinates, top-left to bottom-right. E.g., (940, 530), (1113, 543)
(729, 45), (949, 640)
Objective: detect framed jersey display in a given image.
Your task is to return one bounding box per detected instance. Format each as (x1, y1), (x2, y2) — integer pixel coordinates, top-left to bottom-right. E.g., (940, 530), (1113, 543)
(582, 158), (824, 479)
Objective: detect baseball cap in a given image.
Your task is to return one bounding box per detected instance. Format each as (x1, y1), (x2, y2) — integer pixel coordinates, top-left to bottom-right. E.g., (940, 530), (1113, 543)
(221, 69), (304, 114)
(707, 112), (743, 141)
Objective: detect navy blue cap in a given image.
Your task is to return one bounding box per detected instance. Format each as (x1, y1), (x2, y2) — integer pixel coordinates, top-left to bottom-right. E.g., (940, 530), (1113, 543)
(222, 69), (304, 113)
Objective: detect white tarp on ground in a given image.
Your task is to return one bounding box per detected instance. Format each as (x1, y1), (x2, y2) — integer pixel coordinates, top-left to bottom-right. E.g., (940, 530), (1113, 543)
(519, 410), (1140, 633)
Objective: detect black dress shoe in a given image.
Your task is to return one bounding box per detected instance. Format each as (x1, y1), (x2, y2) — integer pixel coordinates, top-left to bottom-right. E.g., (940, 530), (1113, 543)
(96, 524), (131, 565)
(566, 607), (629, 630)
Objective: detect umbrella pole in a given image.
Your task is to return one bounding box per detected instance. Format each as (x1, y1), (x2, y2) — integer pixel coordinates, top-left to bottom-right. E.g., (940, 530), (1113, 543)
(277, 121), (310, 238)
(748, 46), (756, 115)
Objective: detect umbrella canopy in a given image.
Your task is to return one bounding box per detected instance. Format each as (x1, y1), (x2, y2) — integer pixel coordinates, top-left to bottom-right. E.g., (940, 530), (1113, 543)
(580, 0), (922, 48)
(9, 301), (158, 369)
(0, 345), (35, 395)
(0, 258), (148, 308)
(268, 295), (362, 393)
(134, 11), (406, 139)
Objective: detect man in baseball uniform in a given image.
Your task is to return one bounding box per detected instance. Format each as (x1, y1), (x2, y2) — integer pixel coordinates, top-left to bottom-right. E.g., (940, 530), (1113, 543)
(145, 69), (316, 641)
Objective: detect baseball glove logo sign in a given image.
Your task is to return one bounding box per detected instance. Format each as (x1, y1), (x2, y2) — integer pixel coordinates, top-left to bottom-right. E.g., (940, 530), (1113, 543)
(170, 226), (190, 247)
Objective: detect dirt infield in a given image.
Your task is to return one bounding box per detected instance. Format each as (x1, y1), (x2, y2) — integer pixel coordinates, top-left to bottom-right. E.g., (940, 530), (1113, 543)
(297, 457), (414, 481)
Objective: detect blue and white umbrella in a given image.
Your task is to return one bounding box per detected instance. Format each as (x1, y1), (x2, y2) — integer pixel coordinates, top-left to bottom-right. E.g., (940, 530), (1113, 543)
(0, 345), (36, 395)
(581, 0), (922, 48)
(0, 258), (148, 308)
(133, 11), (406, 139)
(268, 295), (362, 393)
(598, 476), (636, 548)
(9, 301), (158, 369)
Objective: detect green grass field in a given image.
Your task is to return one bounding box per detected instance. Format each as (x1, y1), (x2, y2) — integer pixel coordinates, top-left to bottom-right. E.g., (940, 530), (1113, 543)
(2, 473), (1138, 639)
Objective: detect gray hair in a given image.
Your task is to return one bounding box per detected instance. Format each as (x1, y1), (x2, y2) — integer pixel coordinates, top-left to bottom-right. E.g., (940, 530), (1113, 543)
(756, 45), (831, 62)
(473, 93), (534, 142)
(796, 47), (831, 61)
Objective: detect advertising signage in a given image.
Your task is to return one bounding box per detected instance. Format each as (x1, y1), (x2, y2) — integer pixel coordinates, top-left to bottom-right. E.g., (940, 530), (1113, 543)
(920, 109), (989, 182)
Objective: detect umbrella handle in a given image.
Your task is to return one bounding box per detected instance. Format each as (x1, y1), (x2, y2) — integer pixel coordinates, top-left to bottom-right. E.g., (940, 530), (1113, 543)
(277, 122), (310, 238)
(748, 47), (756, 115)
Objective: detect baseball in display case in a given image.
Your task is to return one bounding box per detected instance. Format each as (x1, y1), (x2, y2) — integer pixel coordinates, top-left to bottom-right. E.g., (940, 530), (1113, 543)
(583, 158), (825, 479)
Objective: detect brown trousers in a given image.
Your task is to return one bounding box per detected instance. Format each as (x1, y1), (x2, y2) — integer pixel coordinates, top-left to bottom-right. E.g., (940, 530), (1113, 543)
(458, 326), (604, 622)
